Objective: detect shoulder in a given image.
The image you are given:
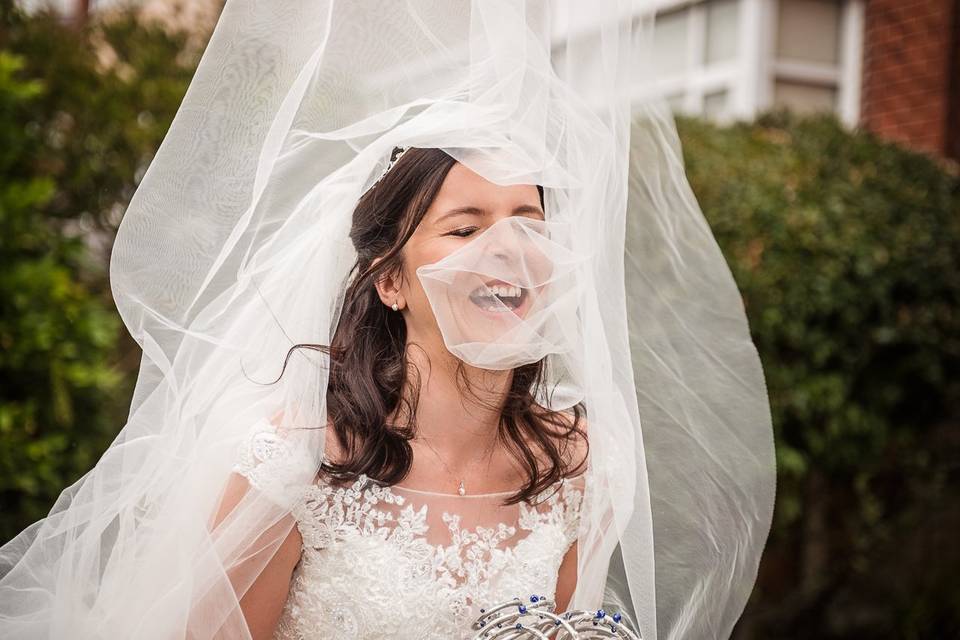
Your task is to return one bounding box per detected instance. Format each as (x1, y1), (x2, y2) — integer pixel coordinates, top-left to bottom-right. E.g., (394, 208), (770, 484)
(267, 410), (345, 462)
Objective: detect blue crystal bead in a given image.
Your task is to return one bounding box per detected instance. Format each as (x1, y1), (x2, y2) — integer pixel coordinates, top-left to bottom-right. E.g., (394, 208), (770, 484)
(613, 612), (622, 623)
(530, 595), (539, 603)
(518, 605), (527, 614)
(596, 609), (606, 619)
(515, 623), (523, 630)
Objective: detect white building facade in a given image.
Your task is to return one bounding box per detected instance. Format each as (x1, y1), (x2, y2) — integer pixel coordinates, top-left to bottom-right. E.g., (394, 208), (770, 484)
(637, 0), (865, 126)
(21, 0), (866, 128)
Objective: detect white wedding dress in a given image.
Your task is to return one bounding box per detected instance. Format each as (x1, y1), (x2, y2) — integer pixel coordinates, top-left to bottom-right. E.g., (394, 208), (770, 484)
(232, 419), (587, 639)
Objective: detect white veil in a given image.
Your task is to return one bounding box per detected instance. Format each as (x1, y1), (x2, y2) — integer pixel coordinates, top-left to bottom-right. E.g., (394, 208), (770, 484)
(0, 1), (775, 639)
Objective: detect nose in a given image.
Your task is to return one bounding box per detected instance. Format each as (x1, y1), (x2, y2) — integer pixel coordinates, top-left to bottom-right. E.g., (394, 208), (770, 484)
(481, 216), (538, 269)
(489, 230), (522, 265)
(492, 245), (513, 261)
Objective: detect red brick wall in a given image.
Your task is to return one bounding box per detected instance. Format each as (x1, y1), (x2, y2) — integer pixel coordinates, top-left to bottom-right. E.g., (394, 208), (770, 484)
(947, 0), (960, 161)
(860, 0), (959, 160)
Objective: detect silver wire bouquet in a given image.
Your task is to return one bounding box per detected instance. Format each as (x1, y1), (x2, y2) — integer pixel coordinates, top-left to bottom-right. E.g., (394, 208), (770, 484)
(471, 595), (641, 639)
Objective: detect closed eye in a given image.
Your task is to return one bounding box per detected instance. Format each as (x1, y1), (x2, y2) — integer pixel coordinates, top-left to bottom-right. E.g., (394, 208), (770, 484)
(445, 226), (479, 238)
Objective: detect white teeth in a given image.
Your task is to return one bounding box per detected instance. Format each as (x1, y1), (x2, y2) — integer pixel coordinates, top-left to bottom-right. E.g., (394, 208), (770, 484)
(467, 282), (524, 312)
(486, 284), (519, 297)
(468, 283), (523, 299)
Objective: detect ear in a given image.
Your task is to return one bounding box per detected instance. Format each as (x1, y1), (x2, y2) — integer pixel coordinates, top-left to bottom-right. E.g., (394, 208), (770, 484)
(371, 256), (405, 311)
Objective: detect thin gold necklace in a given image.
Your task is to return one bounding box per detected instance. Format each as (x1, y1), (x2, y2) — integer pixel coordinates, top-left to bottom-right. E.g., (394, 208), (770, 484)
(416, 433), (498, 496)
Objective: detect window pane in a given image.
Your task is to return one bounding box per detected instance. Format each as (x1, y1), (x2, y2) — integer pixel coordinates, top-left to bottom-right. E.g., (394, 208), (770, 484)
(776, 0), (841, 64)
(653, 7), (689, 77)
(706, 0), (740, 64)
(773, 80), (837, 113)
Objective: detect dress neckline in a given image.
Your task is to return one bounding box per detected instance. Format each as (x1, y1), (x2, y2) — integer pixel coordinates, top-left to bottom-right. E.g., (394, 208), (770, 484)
(389, 483), (516, 498)
(318, 450), (587, 499)
(319, 451), (524, 497)
(388, 471), (585, 499)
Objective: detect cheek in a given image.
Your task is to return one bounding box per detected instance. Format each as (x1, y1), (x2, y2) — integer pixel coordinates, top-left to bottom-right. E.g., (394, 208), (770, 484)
(399, 240), (471, 332)
(400, 240), (460, 295)
(398, 248), (440, 314)
(400, 264), (427, 304)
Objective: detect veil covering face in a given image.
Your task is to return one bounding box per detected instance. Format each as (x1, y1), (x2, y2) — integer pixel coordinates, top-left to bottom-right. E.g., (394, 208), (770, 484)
(0, 1), (775, 639)
(416, 215), (587, 372)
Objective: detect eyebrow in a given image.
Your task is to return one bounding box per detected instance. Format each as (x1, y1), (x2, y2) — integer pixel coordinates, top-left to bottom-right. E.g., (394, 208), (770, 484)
(435, 204), (544, 224)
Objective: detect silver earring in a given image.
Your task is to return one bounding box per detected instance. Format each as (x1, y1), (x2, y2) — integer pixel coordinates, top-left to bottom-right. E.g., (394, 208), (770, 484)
(391, 302), (399, 311)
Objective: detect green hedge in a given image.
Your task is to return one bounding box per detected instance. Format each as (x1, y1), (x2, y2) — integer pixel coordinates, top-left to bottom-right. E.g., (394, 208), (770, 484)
(0, 5), (198, 541)
(678, 111), (960, 639)
(0, 50), (123, 540)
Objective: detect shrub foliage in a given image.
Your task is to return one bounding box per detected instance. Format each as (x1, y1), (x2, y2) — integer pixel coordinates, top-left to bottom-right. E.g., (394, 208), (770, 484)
(679, 111), (959, 639)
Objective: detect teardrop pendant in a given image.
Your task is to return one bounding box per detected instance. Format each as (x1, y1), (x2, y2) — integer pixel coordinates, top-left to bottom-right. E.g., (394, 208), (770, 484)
(458, 480), (466, 496)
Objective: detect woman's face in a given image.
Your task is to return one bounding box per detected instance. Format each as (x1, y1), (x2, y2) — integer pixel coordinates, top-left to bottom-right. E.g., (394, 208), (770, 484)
(385, 162), (545, 359)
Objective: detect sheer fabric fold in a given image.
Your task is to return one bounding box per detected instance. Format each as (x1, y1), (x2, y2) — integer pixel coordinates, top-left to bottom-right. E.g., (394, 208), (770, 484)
(0, 2), (775, 639)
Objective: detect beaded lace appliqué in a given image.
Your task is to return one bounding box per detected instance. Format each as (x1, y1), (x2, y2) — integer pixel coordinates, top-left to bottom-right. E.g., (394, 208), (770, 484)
(232, 420), (585, 639)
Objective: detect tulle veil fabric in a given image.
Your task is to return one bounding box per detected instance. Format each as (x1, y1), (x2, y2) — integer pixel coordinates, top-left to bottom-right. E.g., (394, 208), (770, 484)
(0, 1), (775, 639)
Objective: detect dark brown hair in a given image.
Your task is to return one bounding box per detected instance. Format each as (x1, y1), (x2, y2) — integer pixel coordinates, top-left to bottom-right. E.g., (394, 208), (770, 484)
(276, 147), (587, 505)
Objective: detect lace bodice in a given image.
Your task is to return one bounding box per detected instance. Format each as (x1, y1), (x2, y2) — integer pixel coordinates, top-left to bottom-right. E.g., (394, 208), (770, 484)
(232, 419), (586, 639)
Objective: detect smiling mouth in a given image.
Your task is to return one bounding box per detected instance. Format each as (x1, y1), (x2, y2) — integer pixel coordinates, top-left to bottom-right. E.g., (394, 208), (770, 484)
(468, 280), (527, 313)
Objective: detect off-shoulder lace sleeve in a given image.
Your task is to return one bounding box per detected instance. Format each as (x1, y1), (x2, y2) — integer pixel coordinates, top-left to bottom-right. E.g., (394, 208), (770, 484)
(231, 418), (315, 510)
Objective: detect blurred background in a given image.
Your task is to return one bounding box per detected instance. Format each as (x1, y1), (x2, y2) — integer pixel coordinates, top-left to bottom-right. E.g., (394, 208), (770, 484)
(0, 1), (957, 638)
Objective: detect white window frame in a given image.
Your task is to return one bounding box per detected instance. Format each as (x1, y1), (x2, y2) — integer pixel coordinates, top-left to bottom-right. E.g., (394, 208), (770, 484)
(765, 0), (864, 124)
(636, 0), (864, 126)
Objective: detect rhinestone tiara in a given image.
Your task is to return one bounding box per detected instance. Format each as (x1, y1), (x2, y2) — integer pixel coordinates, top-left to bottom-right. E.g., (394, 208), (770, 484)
(371, 145), (410, 187)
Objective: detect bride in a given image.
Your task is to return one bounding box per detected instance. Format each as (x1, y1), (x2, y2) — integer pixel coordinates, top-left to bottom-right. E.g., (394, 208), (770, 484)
(216, 148), (592, 638)
(0, 2), (775, 639)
